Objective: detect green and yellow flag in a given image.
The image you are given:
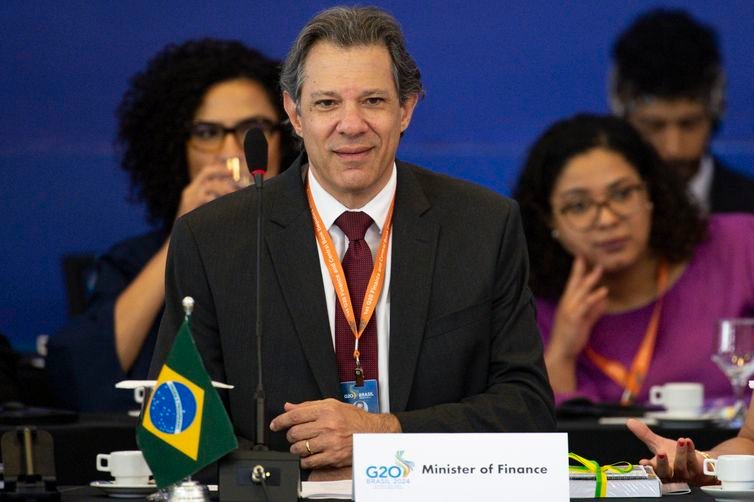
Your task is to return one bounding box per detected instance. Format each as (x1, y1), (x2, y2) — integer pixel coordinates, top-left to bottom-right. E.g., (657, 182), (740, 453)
(136, 303), (237, 487)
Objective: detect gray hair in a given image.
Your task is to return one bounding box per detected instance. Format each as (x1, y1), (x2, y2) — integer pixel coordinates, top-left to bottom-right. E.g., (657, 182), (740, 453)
(281, 6), (424, 106)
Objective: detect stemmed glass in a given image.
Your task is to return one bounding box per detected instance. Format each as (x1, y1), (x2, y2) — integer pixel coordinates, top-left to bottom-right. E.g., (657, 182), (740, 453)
(711, 318), (754, 422)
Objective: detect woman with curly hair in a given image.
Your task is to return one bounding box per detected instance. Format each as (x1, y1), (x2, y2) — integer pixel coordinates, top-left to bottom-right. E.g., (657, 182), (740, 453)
(514, 114), (754, 405)
(47, 39), (298, 411)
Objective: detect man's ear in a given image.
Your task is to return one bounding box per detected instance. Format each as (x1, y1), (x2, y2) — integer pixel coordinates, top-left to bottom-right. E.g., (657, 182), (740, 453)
(283, 91), (303, 137)
(399, 93), (419, 133)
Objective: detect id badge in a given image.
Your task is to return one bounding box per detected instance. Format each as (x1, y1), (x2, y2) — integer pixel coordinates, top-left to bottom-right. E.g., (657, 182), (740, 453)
(340, 379), (380, 413)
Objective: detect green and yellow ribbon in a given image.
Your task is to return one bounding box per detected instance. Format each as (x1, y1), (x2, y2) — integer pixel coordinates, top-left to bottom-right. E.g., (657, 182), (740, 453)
(568, 452), (633, 497)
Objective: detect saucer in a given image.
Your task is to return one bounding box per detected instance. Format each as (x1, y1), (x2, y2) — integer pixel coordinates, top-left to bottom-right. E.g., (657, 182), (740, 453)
(90, 480), (158, 498)
(701, 485), (754, 501)
(644, 411), (713, 428)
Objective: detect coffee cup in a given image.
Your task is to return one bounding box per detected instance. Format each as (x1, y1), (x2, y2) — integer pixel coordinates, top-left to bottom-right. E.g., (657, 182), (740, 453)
(96, 450), (152, 486)
(127, 387), (147, 418)
(649, 382), (703, 416)
(134, 387), (146, 405)
(703, 455), (754, 490)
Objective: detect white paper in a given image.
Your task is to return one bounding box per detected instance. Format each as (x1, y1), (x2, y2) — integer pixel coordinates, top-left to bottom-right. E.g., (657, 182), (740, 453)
(662, 482), (691, 495)
(300, 480), (352, 499)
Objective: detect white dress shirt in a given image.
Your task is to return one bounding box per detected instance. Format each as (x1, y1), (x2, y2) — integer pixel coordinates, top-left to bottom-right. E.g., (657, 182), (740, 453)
(688, 154), (714, 214)
(307, 164), (395, 413)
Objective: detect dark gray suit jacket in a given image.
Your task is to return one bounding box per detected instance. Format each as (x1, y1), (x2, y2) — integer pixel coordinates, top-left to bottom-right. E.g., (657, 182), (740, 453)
(151, 158), (555, 451)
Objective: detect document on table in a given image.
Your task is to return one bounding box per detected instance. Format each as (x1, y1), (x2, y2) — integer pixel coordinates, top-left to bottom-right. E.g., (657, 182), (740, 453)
(301, 480), (352, 499)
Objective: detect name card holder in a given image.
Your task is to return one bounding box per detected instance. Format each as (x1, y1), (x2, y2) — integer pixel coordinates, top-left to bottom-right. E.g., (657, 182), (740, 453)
(353, 433), (568, 502)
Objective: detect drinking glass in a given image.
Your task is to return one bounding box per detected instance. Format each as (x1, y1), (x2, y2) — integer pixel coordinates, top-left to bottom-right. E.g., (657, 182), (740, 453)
(226, 157), (251, 187)
(711, 318), (754, 421)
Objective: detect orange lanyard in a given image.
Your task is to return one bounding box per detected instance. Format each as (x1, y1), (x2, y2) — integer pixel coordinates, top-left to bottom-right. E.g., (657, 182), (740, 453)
(305, 181), (394, 378)
(585, 261), (669, 405)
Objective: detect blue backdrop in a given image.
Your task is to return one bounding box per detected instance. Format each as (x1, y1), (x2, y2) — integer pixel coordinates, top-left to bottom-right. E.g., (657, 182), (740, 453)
(2, 1), (753, 350)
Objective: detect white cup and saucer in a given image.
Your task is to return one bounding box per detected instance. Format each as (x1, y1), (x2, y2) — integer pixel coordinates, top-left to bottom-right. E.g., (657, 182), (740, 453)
(645, 382), (711, 426)
(701, 455), (754, 501)
(90, 450), (156, 498)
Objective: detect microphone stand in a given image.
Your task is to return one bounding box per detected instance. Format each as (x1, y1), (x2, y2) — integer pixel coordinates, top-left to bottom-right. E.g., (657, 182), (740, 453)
(252, 170), (266, 451)
(219, 170), (301, 502)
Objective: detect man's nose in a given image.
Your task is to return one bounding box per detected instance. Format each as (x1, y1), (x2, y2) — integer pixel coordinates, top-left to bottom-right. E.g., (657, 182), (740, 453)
(657, 126), (683, 160)
(336, 102), (368, 135)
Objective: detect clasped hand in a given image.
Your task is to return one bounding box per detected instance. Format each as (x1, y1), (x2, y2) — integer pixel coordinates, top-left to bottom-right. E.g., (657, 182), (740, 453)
(269, 398), (400, 479)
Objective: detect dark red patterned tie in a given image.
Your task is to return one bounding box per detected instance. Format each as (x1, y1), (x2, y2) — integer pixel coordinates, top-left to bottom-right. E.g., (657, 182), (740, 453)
(334, 211), (378, 383)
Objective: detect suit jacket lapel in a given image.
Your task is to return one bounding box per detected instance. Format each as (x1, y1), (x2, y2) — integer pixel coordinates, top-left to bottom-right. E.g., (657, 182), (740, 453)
(388, 162), (438, 412)
(266, 162), (340, 398)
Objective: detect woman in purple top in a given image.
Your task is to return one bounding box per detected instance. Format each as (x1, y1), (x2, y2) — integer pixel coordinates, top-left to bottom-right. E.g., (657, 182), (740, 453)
(513, 114), (754, 405)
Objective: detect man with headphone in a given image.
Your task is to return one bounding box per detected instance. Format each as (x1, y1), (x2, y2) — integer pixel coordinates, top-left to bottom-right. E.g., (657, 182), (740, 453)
(610, 8), (754, 214)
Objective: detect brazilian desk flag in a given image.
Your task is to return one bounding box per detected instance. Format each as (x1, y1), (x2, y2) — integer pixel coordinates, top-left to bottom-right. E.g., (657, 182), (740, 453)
(136, 301), (237, 487)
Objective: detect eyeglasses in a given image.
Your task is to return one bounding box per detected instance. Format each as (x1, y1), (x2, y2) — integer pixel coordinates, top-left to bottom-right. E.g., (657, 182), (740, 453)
(555, 183), (648, 231)
(189, 117), (279, 152)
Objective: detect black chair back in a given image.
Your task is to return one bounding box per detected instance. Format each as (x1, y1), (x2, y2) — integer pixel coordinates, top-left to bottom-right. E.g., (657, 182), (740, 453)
(60, 254), (96, 317)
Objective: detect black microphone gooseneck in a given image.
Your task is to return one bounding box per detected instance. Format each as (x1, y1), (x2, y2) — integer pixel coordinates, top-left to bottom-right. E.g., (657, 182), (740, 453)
(219, 130), (300, 502)
(244, 129), (269, 450)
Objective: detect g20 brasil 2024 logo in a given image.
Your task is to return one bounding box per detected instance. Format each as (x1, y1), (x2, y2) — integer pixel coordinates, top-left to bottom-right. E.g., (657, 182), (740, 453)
(365, 450), (414, 486)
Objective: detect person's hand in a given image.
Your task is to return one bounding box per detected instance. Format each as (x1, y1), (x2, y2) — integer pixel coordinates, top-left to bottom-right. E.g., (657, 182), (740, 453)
(176, 163), (240, 219)
(269, 398), (400, 471)
(548, 256), (608, 362)
(626, 418), (715, 485)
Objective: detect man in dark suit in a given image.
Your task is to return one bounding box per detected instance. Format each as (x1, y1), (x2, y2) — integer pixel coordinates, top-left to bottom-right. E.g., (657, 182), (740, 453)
(151, 6), (554, 480)
(609, 9), (754, 213)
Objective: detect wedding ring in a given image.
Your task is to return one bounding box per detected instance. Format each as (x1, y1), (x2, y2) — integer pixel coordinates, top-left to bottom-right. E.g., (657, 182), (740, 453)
(305, 440), (313, 456)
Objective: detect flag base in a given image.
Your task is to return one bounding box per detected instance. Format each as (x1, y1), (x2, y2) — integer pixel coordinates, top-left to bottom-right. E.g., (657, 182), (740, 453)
(218, 449), (300, 502)
(168, 479), (209, 502)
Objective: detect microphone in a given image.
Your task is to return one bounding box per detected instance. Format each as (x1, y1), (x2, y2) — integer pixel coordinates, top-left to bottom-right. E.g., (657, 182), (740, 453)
(244, 128), (268, 188)
(245, 127), (268, 449)
(219, 129), (300, 502)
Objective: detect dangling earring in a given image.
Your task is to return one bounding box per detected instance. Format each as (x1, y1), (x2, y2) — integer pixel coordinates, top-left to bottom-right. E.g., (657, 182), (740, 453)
(551, 229), (560, 240)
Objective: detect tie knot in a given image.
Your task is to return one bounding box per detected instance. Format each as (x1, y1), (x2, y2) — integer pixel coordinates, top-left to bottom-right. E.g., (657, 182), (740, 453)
(335, 211), (373, 241)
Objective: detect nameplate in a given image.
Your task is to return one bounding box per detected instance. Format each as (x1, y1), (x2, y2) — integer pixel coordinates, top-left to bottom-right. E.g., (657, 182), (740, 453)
(353, 432), (568, 501)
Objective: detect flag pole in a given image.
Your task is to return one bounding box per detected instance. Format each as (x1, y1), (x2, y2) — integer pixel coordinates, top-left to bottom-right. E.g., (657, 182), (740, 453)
(167, 297), (209, 502)
(182, 296), (194, 321)
(137, 294), (238, 491)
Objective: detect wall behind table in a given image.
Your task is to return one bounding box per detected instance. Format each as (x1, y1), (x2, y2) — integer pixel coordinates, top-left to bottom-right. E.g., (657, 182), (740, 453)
(2, 0), (753, 350)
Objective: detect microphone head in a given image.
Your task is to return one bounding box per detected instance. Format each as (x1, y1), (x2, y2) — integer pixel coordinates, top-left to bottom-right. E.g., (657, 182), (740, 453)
(244, 128), (268, 175)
